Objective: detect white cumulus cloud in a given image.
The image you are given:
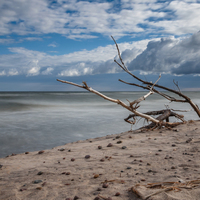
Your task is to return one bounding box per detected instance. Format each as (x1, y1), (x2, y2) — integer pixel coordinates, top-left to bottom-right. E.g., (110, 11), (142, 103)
(0, 0), (200, 38)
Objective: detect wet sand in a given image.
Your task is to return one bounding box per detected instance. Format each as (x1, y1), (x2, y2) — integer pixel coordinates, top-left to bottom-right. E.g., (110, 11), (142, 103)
(1, 120), (200, 200)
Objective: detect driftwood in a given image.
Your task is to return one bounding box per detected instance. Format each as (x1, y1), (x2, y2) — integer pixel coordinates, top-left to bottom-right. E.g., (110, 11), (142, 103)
(57, 36), (200, 129)
(131, 179), (200, 200)
(125, 109), (185, 129)
(111, 36), (200, 118)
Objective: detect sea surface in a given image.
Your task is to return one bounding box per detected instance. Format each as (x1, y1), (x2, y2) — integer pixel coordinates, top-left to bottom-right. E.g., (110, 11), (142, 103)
(0, 91), (199, 158)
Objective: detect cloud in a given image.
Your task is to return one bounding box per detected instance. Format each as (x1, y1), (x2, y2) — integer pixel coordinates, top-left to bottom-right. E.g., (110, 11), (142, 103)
(0, 39), (149, 76)
(27, 60), (40, 76)
(48, 42), (58, 48)
(0, 0), (200, 39)
(41, 67), (54, 75)
(8, 68), (19, 76)
(0, 38), (15, 44)
(128, 31), (200, 75)
(0, 70), (6, 76)
(1, 32), (200, 77)
(23, 37), (43, 41)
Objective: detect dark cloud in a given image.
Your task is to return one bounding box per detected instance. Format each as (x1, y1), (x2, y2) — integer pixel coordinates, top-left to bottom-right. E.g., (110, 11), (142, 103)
(128, 31), (200, 75)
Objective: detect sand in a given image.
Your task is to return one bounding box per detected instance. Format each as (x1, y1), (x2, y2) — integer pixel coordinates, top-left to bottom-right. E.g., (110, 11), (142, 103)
(1, 120), (200, 200)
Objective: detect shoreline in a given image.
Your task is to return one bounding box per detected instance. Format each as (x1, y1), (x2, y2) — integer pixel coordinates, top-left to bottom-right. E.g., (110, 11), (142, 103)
(1, 120), (200, 199)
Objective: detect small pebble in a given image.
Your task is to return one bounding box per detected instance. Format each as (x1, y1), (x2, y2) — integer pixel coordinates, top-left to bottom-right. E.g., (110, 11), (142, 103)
(38, 150), (44, 154)
(65, 198), (72, 200)
(158, 149), (162, 152)
(115, 192), (120, 196)
(186, 138), (193, 143)
(20, 188), (27, 191)
(98, 146), (102, 149)
(36, 187), (42, 190)
(37, 171), (43, 175)
(122, 146), (127, 149)
(25, 152), (29, 154)
(147, 163), (151, 166)
(59, 148), (65, 151)
(100, 158), (105, 162)
(116, 136), (120, 139)
(141, 179), (146, 181)
(129, 136), (132, 138)
(71, 158), (75, 162)
(33, 180), (43, 184)
(172, 144), (176, 147)
(94, 197), (100, 200)
(42, 182), (46, 186)
(93, 191), (100, 195)
(66, 172), (71, 175)
(74, 196), (79, 200)
(68, 149), (71, 152)
(171, 166), (176, 169)
(85, 155), (90, 159)
(97, 188), (102, 191)
(130, 155), (134, 157)
(94, 174), (99, 178)
(127, 167), (132, 169)
(107, 143), (113, 147)
(117, 141), (122, 144)
(102, 183), (109, 188)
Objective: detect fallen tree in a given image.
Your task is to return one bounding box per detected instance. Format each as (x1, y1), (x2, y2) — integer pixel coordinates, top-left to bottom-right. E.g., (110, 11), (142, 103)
(57, 37), (200, 130)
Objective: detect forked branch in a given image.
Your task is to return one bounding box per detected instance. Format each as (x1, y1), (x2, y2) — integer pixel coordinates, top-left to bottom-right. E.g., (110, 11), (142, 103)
(57, 79), (161, 124)
(57, 79), (184, 129)
(111, 36), (200, 117)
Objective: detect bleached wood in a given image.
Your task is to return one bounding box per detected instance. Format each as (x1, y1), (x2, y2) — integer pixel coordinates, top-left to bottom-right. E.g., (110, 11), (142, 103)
(112, 36), (200, 118)
(57, 79), (160, 124)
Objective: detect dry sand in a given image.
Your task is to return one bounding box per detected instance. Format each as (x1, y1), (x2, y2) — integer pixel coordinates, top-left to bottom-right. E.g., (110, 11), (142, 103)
(1, 120), (200, 200)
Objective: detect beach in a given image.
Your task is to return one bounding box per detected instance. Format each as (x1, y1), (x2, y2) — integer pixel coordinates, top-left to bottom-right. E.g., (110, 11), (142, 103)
(1, 120), (200, 200)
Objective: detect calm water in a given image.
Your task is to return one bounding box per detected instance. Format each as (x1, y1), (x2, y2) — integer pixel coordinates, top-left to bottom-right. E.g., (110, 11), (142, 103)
(0, 91), (199, 158)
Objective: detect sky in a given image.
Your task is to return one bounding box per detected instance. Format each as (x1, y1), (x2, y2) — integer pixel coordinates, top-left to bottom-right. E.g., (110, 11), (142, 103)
(0, 0), (200, 91)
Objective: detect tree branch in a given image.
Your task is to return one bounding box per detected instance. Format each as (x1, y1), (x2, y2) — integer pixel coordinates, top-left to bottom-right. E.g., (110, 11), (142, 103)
(57, 79), (160, 124)
(111, 36), (200, 117)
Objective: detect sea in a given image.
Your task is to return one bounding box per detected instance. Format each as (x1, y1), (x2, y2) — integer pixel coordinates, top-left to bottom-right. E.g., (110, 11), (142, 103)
(0, 91), (199, 158)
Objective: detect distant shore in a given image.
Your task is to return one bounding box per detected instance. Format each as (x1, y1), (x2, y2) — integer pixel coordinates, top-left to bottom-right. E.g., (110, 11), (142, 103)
(1, 120), (200, 200)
